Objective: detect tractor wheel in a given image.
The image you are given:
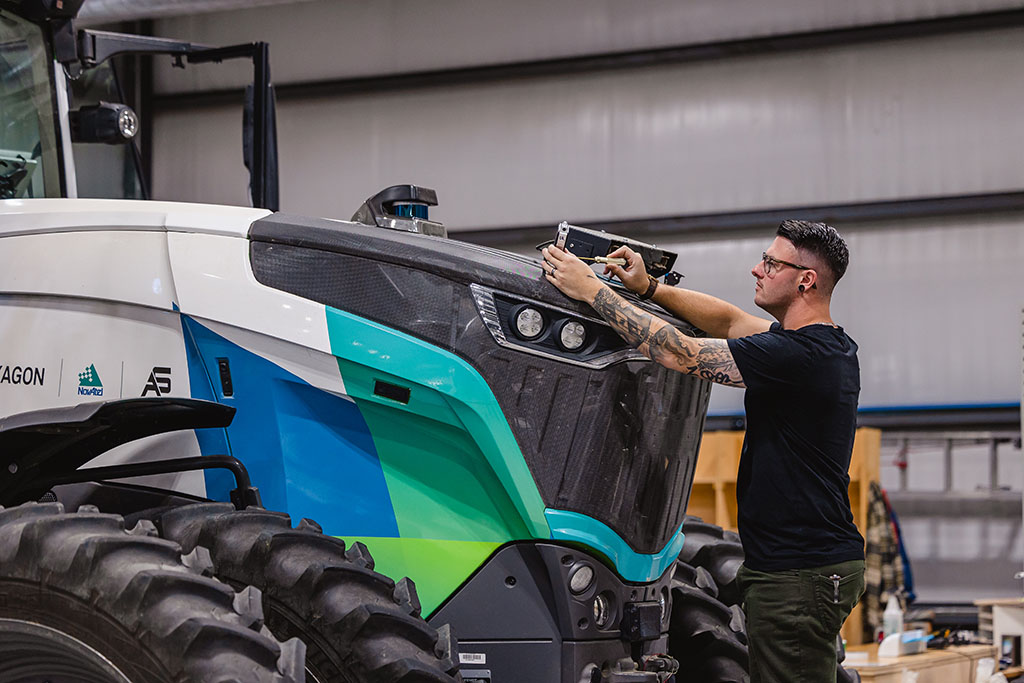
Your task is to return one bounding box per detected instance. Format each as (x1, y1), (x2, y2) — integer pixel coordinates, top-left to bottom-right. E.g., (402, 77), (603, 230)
(669, 561), (749, 683)
(678, 516), (745, 607)
(137, 502), (462, 683)
(0, 502), (303, 683)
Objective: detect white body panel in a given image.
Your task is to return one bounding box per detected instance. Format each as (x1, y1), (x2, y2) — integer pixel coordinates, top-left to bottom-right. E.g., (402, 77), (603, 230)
(0, 199), (302, 494)
(0, 296), (204, 493)
(167, 231), (333, 355)
(0, 231), (178, 308)
(0, 198), (270, 238)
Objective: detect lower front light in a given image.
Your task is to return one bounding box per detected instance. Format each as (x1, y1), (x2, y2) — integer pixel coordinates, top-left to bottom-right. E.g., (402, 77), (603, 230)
(593, 593), (611, 628)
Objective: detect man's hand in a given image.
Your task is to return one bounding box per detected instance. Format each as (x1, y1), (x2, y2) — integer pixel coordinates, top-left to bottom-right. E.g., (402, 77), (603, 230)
(541, 246), (605, 303)
(603, 246), (649, 294)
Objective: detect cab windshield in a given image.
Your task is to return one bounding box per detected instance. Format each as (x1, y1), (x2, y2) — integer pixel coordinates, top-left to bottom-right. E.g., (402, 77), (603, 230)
(0, 10), (61, 199)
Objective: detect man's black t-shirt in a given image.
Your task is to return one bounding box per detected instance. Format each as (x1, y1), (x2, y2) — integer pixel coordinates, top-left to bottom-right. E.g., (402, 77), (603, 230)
(726, 322), (865, 571)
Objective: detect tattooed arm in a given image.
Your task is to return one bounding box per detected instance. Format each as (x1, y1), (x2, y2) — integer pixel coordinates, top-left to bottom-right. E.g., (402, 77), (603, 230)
(540, 245), (745, 387)
(591, 288), (745, 387)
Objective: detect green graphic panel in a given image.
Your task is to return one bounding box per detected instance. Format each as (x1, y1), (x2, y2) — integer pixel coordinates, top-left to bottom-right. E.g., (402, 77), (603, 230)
(354, 393), (530, 542)
(344, 536), (499, 616)
(325, 307), (549, 540)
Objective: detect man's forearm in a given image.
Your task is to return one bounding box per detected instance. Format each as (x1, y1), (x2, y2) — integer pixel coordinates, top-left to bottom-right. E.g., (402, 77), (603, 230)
(590, 287), (744, 387)
(648, 286), (753, 339)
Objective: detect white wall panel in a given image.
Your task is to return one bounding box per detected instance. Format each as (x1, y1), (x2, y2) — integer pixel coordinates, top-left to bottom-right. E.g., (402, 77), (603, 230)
(494, 214), (1023, 414)
(153, 28), (1024, 229)
(650, 213), (1024, 415)
(151, 0), (1024, 92)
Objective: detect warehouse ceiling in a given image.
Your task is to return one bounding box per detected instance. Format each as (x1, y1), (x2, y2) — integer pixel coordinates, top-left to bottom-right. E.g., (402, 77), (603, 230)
(78, 0), (316, 23)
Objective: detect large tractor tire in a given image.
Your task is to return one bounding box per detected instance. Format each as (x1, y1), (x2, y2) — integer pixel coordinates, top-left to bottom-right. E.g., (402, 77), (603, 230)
(0, 502), (304, 683)
(678, 516), (745, 607)
(669, 561), (750, 683)
(136, 502), (462, 683)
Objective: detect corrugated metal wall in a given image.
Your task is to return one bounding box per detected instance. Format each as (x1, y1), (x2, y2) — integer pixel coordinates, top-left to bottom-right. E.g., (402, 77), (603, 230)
(151, 0), (1024, 87)
(675, 215), (1023, 415)
(151, 26), (1024, 230)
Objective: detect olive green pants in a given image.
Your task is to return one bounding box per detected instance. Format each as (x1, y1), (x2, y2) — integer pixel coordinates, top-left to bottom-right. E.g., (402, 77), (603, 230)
(737, 559), (865, 683)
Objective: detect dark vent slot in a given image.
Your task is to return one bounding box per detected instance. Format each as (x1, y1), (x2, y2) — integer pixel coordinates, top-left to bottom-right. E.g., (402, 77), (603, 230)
(374, 380), (410, 404)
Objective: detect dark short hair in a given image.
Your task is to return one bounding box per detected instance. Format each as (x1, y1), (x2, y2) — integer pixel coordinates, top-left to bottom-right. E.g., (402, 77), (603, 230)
(776, 219), (849, 288)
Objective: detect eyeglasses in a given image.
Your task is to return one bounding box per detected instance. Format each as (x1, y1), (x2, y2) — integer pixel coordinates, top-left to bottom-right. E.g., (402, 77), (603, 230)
(761, 252), (812, 276)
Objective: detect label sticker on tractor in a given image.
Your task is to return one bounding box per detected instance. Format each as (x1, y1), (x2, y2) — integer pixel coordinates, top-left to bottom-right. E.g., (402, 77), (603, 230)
(77, 364), (103, 397)
(459, 653), (487, 665)
(142, 366), (172, 396)
(0, 364), (45, 386)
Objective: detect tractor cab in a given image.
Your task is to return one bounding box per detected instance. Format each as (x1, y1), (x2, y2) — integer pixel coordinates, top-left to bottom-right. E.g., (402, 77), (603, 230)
(0, 0), (277, 207)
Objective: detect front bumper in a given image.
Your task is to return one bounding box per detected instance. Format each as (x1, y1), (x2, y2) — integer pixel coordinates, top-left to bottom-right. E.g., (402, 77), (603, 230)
(429, 542), (676, 683)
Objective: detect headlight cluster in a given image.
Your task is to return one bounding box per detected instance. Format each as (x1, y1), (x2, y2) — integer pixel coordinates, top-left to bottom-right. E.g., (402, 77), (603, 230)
(512, 304), (590, 352)
(470, 284), (647, 368)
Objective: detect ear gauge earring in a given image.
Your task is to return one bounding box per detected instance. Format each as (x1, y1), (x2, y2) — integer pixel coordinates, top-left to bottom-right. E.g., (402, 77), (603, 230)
(798, 285), (805, 293)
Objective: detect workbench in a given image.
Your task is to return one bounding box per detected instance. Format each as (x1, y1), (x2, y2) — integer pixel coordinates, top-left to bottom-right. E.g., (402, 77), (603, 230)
(843, 643), (996, 683)
(976, 597), (1024, 668)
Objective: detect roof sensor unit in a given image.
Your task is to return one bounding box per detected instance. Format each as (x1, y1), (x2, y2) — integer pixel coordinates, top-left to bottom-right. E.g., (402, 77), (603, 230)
(352, 184), (446, 238)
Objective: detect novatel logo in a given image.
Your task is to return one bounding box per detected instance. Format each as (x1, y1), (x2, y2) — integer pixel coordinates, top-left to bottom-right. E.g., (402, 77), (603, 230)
(142, 367), (172, 397)
(0, 365), (44, 386)
(77, 364), (103, 397)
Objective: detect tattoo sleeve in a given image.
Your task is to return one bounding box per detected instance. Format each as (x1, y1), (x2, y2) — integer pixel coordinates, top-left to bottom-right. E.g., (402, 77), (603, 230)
(592, 288), (745, 388)
(592, 287), (653, 348)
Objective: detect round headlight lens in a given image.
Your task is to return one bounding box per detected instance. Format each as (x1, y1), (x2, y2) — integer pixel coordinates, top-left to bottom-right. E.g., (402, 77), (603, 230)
(593, 594), (611, 628)
(118, 107), (139, 139)
(569, 564), (595, 595)
(513, 306), (544, 340)
(558, 321), (586, 351)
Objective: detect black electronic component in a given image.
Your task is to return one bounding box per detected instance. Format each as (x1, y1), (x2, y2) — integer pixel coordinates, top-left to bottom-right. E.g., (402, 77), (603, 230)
(217, 357), (233, 397)
(70, 102), (138, 144)
(554, 222), (678, 278)
(620, 602), (662, 642)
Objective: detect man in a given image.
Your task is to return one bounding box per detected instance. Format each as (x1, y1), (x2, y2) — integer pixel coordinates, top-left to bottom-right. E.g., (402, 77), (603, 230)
(542, 220), (865, 683)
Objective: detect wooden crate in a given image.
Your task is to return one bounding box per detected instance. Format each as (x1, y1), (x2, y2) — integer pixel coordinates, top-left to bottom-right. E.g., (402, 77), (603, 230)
(686, 427), (881, 645)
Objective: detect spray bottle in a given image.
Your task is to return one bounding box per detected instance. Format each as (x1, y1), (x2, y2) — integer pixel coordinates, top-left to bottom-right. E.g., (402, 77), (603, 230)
(882, 592), (904, 640)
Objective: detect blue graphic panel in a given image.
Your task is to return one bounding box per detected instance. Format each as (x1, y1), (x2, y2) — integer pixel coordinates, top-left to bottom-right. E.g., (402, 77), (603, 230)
(182, 317), (400, 537)
(182, 316), (235, 496)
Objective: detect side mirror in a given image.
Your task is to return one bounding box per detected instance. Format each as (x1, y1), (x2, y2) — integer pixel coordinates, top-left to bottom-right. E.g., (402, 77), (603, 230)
(69, 102), (138, 144)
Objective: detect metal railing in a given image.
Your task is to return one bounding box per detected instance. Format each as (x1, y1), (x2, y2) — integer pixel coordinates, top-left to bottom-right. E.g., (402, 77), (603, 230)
(883, 430), (1021, 493)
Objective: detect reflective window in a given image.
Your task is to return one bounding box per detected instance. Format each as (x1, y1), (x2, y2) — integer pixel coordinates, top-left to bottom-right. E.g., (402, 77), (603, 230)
(0, 11), (61, 199)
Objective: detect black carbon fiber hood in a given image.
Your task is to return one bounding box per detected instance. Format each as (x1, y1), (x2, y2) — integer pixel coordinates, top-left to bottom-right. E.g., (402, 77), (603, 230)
(251, 214), (636, 318)
(248, 214), (712, 555)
